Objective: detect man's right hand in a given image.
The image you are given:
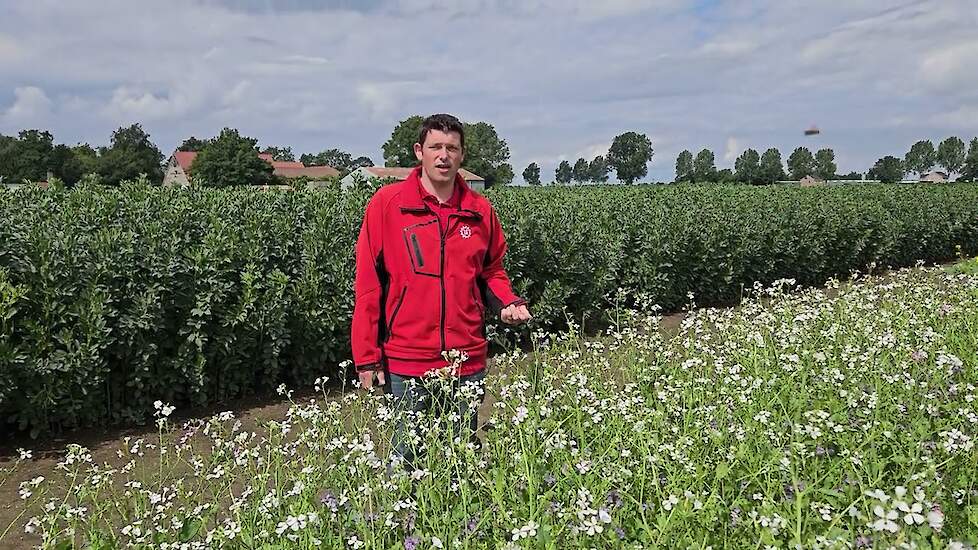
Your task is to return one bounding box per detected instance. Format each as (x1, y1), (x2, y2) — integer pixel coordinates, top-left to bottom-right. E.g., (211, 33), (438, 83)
(358, 368), (385, 390)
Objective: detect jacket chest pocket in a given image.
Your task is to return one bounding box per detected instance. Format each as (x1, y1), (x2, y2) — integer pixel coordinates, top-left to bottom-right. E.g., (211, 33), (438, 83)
(403, 220), (442, 277)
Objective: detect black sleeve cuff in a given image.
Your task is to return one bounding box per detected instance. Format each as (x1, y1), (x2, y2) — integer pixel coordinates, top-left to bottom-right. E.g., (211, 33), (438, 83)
(355, 362), (382, 373)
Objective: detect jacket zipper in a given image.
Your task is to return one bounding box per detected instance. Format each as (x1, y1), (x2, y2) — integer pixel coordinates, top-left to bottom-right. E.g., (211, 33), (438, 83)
(438, 215), (447, 352)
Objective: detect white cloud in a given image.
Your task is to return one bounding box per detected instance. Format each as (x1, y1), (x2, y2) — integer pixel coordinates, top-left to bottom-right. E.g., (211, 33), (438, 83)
(3, 86), (52, 123)
(919, 41), (978, 92)
(723, 137), (741, 163)
(0, 0), (974, 180)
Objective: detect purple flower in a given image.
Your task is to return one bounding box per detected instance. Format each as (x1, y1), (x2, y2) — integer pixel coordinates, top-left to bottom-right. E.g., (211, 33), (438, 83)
(465, 517), (479, 533)
(606, 490), (623, 509)
(855, 534), (872, 548)
(911, 349), (928, 363)
(404, 535), (421, 550)
(319, 490), (338, 512)
(543, 473), (556, 485)
(615, 526), (626, 540)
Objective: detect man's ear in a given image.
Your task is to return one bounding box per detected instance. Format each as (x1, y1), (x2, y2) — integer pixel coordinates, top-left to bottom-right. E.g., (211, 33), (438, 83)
(414, 142), (423, 162)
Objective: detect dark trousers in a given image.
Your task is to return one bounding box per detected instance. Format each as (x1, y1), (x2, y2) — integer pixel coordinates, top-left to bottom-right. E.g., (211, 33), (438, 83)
(384, 368), (487, 468)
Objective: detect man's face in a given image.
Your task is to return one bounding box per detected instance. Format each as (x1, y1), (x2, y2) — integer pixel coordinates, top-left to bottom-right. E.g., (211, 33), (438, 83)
(414, 129), (464, 186)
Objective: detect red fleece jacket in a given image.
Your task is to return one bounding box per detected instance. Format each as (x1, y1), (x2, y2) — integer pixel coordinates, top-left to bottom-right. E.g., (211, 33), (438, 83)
(351, 167), (525, 377)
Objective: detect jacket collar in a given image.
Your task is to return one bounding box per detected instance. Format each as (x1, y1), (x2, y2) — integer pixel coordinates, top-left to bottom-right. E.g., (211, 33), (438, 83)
(399, 166), (482, 219)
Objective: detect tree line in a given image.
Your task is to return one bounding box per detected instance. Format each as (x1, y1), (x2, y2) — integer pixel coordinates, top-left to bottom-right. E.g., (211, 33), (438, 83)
(4, 120), (977, 188)
(668, 136), (978, 186)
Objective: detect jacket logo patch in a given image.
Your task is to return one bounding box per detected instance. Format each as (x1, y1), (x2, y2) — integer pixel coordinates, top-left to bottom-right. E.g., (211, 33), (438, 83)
(459, 225), (472, 239)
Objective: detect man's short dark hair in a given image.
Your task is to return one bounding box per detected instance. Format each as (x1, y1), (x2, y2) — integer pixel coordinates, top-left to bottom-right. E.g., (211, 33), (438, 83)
(418, 114), (465, 149)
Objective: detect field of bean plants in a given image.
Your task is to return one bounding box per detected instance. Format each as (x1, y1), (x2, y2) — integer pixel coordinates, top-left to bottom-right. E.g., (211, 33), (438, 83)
(4, 263), (977, 548)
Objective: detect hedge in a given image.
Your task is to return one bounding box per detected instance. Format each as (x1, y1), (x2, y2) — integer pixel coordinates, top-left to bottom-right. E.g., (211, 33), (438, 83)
(2, 182), (976, 435)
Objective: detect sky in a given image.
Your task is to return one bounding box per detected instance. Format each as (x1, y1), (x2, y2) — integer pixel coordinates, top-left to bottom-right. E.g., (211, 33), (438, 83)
(1, 0), (976, 183)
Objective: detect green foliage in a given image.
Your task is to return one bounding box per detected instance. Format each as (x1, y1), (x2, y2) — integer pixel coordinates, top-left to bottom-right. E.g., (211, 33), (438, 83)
(0, 129), (55, 184)
(522, 162), (541, 186)
(869, 156), (905, 183)
(261, 146), (295, 162)
(758, 148), (784, 184)
(693, 149), (717, 183)
(301, 149), (372, 175)
(937, 136), (966, 177)
(96, 124), (164, 185)
(735, 149), (760, 184)
(191, 128), (275, 187)
(787, 147), (815, 180)
(555, 160), (572, 184)
(589, 155), (609, 183)
(905, 140), (936, 178)
(607, 132), (653, 184)
(382, 115), (425, 168)
(814, 148), (836, 181)
(962, 138), (978, 182)
(3, 182), (978, 435)
(572, 158), (590, 183)
(675, 150), (694, 183)
(177, 136), (210, 152)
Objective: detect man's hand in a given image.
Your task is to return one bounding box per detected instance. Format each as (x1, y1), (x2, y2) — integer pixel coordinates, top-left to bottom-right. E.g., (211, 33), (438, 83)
(500, 303), (532, 325)
(358, 368), (385, 390)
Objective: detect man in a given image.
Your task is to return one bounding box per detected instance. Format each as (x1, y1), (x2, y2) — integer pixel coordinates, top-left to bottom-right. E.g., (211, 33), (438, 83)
(351, 113), (531, 466)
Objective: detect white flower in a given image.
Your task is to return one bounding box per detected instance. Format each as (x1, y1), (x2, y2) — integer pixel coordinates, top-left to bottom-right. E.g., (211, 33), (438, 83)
(870, 506), (900, 533)
(17, 448), (32, 460)
(432, 536), (444, 548)
(927, 508), (944, 530)
(897, 500), (925, 525)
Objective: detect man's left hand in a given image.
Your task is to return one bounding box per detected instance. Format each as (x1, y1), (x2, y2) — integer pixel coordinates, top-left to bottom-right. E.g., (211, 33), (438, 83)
(500, 303), (532, 325)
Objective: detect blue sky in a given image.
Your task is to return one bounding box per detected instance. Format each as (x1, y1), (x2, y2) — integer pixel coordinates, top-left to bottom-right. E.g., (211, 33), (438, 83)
(1, 0), (976, 183)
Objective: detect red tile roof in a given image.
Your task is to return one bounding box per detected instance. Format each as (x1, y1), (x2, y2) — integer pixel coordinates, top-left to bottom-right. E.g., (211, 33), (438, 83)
(174, 151), (198, 171)
(170, 150), (336, 179)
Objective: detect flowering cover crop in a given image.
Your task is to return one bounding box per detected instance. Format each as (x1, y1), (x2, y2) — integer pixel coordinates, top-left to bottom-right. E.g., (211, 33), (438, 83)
(5, 266), (978, 548)
(1, 182), (977, 435)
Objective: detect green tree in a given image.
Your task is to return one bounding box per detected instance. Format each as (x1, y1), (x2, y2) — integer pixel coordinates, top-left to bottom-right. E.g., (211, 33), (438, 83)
(261, 146), (294, 162)
(301, 148), (353, 170)
(758, 148), (785, 184)
(382, 116), (514, 187)
(382, 115), (424, 168)
(937, 136), (966, 178)
(734, 148), (760, 184)
(904, 140), (936, 178)
(0, 130), (54, 183)
(555, 160), (572, 184)
(351, 156), (374, 169)
(522, 162), (541, 185)
(67, 143), (99, 183)
(814, 148), (836, 180)
(177, 136), (210, 152)
(191, 127), (274, 187)
(675, 150), (694, 183)
(96, 124), (164, 184)
(572, 158), (590, 183)
(961, 138), (978, 182)
(607, 131), (653, 184)
(460, 121), (514, 187)
(787, 147), (815, 180)
(589, 155), (609, 183)
(693, 149), (717, 183)
(717, 168), (735, 183)
(868, 156), (904, 183)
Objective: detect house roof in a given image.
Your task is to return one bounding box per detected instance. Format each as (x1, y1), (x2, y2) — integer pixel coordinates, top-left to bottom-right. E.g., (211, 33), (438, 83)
(361, 166), (484, 181)
(173, 151), (198, 171)
(275, 166), (340, 179)
(170, 150), (336, 178)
